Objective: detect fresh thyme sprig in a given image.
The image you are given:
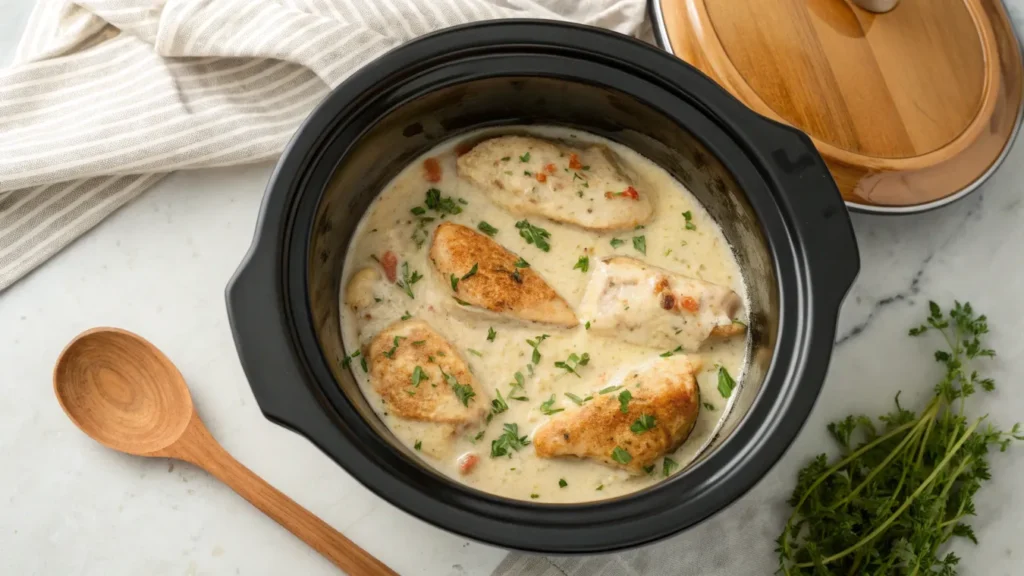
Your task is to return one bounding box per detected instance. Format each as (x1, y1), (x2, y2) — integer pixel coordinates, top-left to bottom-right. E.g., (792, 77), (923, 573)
(777, 301), (1021, 575)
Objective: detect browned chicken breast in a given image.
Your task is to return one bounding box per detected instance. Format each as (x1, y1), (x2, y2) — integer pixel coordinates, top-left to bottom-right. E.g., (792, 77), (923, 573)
(456, 135), (654, 231)
(579, 256), (745, 351)
(533, 355), (702, 474)
(429, 222), (578, 327)
(368, 319), (489, 428)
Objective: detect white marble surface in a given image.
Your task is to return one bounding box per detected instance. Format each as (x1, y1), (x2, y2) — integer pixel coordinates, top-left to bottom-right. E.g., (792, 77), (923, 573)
(3, 3), (1024, 575)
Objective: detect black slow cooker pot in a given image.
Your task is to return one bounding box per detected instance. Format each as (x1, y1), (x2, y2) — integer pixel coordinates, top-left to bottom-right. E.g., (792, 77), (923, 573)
(226, 21), (860, 554)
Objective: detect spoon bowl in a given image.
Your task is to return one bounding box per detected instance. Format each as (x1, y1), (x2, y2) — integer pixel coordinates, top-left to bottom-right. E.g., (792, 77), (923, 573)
(53, 327), (395, 576)
(54, 328), (192, 456)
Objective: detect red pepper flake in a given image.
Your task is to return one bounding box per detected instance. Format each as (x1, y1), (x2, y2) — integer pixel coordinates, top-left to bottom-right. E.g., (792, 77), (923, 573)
(381, 251), (398, 283)
(605, 186), (640, 201)
(681, 296), (700, 313)
(535, 173), (547, 183)
(568, 153), (583, 170)
(423, 157), (442, 182)
(454, 142), (473, 156)
(458, 453), (479, 475)
(544, 163), (557, 174)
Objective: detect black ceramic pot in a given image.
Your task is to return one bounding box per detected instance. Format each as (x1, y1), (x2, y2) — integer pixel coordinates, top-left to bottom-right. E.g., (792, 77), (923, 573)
(226, 20), (859, 554)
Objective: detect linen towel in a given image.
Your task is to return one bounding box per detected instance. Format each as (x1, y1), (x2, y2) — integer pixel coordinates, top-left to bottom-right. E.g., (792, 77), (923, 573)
(0, 0), (647, 290)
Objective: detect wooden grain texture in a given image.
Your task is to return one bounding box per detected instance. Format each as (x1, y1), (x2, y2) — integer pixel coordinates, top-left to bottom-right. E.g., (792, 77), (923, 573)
(54, 328), (397, 576)
(661, 0), (1023, 208)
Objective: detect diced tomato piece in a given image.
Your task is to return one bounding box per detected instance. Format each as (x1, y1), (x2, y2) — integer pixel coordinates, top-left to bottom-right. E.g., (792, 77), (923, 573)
(604, 186), (640, 201)
(455, 142), (473, 156)
(381, 251), (398, 283)
(681, 296), (700, 312)
(535, 173), (547, 183)
(458, 453), (479, 475)
(544, 163), (557, 174)
(423, 157), (442, 182)
(568, 153), (583, 170)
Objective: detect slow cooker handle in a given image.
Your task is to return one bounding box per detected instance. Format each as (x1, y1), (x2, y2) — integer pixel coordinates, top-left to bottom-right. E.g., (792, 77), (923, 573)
(746, 119), (861, 308)
(226, 252), (342, 443)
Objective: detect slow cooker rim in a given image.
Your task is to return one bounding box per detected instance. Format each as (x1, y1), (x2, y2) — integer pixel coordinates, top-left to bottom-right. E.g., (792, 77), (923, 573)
(229, 20), (856, 554)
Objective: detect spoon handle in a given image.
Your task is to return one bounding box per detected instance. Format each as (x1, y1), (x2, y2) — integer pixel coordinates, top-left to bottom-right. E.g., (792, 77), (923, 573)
(169, 416), (397, 576)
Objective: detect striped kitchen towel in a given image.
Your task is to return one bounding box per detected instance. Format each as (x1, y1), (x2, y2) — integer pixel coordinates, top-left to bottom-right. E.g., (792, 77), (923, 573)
(0, 0), (647, 291)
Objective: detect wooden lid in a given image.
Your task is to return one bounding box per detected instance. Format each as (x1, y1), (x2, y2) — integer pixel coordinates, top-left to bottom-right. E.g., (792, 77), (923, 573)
(660, 0), (1023, 211)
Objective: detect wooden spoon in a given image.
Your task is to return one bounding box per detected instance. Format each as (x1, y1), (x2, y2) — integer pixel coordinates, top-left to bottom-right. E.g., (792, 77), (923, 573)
(53, 327), (396, 576)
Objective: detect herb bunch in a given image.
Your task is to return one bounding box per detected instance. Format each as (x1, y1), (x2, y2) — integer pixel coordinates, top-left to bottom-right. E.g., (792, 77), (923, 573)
(777, 302), (1021, 575)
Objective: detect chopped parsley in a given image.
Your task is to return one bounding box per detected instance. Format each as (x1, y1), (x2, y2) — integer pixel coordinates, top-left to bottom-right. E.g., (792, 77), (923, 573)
(539, 394), (564, 415)
(630, 413), (656, 434)
(359, 356), (367, 372)
(397, 262), (423, 299)
(441, 368), (475, 406)
(643, 464), (656, 475)
(410, 206), (426, 216)
(382, 336), (406, 359)
(718, 366), (736, 398)
(618, 389), (633, 413)
(490, 423), (530, 458)
(683, 210), (697, 231)
(632, 235), (647, 255)
(508, 371), (529, 401)
(559, 479), (568, 488)
(461, 263), (478, 281)
(472, 430), (485, 442)
(412, 340), (426, 347)
(411, 365), (426, 388)
(526, 334), (550, 364)
(519, 152), (531, 162)
(400, 310), (412, 321)
(457, 198), (468, 205)
(530, 493), (539, 499)
(487, 327), (497, 342)
(554, 352), (590, 378)
(450, 274), (460, 291)
(423, 187), (462, 215)
(453, 297), (471, 306)
(599, 385), (622, 395)
(596, 484), (604, 491)
(340, 349), (361, 369)
(584, 321), (591, 330)
(610, 238), (625, 248)
(501, 156), (511, 161)
(411, 216), (435, 248)
(477, 221), (499, 237)
(573, 255), (589, 273)
(611, 446), (632, 465)
(523, 171), (532, 176)
(414, 440), (422, 451)
(663, 457), (679, 477)
(467, 348), (483, 357)
(514, 257), (530, 268)
(564, 392), (592, 406)
(660, 346), (683, 358)
(491, 388), (509, 415)
(702, 402), (716, 411)
(515, 220), (551, 252)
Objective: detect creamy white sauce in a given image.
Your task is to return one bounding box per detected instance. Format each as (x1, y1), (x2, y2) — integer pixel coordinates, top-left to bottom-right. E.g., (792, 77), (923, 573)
(339, 126), (748, 503)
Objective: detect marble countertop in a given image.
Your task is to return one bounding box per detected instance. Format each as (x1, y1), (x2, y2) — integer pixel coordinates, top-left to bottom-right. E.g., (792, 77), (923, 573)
(3, 3), (1024, 575)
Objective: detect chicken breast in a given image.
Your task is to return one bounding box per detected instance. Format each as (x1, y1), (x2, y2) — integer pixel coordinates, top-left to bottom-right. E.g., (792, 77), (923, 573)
(429, 222), (578, 327)
(579, 256), (745, 351)
(368, 319), (489, 428)
(456, 135), (654, 231)
(533, 355), (702, 474)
